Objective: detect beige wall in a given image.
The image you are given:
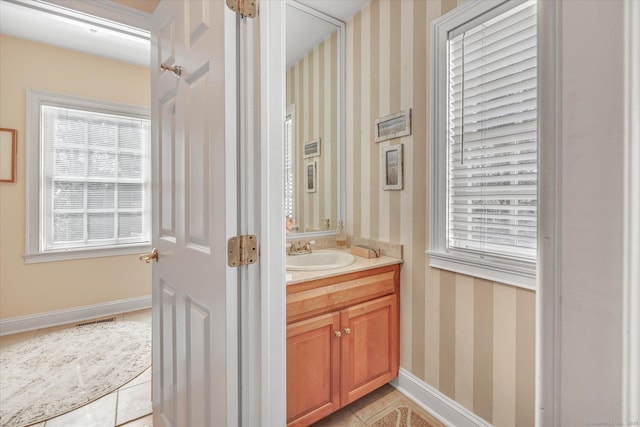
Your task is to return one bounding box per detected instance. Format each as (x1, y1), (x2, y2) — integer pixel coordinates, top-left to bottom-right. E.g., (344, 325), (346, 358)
(344, 1), (535, 426)
(0, 35), (152, 320)
(110, 0), (159, 14)
(286, 32), (339, 232)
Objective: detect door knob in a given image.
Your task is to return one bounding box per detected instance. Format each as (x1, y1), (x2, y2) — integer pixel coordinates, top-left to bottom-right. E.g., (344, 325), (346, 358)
(344, 327), (351, 335)
(139, 248), (159, 263)
(160, 63), (182, 77)
(334, 330), (342, 338)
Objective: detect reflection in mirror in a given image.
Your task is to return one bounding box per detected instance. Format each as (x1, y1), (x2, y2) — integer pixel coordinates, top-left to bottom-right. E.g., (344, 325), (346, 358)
(285, 1), (344, 237)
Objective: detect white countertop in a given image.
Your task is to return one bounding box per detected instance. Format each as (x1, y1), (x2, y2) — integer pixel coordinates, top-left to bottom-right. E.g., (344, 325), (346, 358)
(285, 249), (403, 285)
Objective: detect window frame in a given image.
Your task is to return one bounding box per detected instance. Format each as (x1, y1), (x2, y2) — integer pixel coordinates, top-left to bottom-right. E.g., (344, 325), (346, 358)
(25, 89), (152, 263)
(428, 0), (537, 290)
(284, 104), (296, 223)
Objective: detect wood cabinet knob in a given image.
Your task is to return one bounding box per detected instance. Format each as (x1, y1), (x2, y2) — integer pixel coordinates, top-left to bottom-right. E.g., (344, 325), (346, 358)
(334, 330), (342, 338)
(344, 327), (351, 335)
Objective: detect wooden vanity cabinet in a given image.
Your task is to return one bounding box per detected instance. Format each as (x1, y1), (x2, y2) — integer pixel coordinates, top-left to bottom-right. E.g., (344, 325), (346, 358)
(287, 312), (341, 425)
(286, 265), (400, 427)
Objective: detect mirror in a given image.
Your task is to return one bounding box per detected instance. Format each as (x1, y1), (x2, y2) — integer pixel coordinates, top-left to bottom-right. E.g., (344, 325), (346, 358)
(285, 1), (345, 237)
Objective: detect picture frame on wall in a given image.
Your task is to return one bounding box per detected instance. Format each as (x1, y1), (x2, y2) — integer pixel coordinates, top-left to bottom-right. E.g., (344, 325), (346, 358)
(306, 161), (317, 193)
(303, 138), (321, 159)
(375, 109), (411, 143)
(0, 128), (17, 183)
(382, 144), (403, 191)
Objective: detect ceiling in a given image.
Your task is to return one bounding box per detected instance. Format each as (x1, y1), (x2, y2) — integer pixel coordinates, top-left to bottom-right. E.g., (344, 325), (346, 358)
(0, 0), (369, 70)
(287, 0), (369, 69)
(0, 0), (151, 67)
(297, 0), (369, 22)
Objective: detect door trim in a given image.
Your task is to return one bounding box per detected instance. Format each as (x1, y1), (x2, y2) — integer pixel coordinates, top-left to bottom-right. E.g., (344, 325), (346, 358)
(622, 0), (640, 422)
(224, 6), (240, 427)
(536, 0), (562, 425)
(257, 1), (287, 425)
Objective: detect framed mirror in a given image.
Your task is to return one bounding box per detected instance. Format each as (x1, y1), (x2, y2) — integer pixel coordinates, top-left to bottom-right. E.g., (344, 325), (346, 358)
(285, 0), (345, 238)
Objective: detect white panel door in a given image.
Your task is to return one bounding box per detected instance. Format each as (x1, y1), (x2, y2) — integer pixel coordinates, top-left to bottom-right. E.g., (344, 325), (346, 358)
(150, 1), (238, 426)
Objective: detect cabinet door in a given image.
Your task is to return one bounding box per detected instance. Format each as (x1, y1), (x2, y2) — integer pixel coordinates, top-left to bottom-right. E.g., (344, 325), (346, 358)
(340, 294), (399, 406)
(287, 312), (341, 426)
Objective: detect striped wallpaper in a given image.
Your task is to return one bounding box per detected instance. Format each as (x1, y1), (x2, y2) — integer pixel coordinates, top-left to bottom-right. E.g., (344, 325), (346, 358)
(344, 1), (535, 426)
(286, 31), (339, 233)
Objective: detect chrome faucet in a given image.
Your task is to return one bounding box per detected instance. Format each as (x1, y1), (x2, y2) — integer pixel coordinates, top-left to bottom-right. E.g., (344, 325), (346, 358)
(287, 240), (313, 256)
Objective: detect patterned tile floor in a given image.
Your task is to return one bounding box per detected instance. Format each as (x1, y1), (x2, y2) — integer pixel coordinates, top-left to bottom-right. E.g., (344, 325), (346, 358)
(0, 309), (153, 427)
(2, 308), (443, 427)
(310, 385), (445, 427)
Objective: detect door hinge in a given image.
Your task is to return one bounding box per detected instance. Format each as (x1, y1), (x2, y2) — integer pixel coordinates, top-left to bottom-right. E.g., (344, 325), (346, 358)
(226, 0), (257, 18)
(228, 235), (258, 267)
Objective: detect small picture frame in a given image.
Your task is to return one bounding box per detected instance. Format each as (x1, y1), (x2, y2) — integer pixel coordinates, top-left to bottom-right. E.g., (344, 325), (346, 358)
(382, 144), (403, 191)
(305, 161), (317, 193)
(0, 128), (17, 183)
(303, 138), (321, 159)
(375, 109), (411, 143)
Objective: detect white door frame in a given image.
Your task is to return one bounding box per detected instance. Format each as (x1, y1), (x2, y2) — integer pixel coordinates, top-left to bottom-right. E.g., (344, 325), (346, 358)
(224, 6), (240, 426)
(537, 0), (640, 425)
(622, 0), (640, 422)
(255, 1), (287, 426)
(536, 0), (561, 424)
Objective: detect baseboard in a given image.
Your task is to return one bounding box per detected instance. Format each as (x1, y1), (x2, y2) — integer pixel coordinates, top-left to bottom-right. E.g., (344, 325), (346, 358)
(390, 368), (492, 427)
(0, 296), (151, 336)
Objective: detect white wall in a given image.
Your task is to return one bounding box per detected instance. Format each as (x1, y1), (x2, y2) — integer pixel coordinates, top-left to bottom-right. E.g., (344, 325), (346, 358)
(540, 0), (640, 424)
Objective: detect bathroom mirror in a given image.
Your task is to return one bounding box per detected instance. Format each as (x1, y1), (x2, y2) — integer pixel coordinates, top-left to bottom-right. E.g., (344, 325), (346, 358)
(285, 0), (345, 237)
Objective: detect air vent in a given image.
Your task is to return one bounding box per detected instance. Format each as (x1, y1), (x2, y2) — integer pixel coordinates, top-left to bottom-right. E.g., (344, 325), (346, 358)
(76, 317), (116, 327)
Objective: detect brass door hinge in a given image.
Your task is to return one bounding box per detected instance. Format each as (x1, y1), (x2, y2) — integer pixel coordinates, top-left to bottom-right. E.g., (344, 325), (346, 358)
(228, 235), (258, 267)
(226, 0), (257, 18)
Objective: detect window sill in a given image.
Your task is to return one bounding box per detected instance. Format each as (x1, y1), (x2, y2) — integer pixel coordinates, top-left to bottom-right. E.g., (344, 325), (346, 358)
(24, 243), (152, 264)
(426, 250), (536, 291)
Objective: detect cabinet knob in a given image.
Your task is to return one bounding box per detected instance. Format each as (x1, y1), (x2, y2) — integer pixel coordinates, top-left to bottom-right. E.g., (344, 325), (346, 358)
(334, 330), (342, 338)
(344, 327), (351, 335)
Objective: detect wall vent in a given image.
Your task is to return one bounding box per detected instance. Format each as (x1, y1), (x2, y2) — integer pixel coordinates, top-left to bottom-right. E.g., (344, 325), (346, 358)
(76, 317), (116, 327)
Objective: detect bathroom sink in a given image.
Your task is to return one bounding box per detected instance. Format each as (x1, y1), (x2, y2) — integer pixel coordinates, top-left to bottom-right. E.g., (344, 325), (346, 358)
(286, 250), (355, 271)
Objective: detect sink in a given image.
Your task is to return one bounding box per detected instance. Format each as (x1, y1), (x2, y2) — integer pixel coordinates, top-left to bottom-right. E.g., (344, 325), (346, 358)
(286, 250), (355, 271)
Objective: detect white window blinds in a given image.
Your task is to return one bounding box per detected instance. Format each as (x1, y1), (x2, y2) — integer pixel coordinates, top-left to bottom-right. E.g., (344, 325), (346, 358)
(41, 105), (150, 251)
(447, 1), (537, 260)
(284, 115), (294, 219)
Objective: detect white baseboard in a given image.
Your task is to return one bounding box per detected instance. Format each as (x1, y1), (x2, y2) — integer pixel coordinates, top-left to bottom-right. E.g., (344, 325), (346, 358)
(390, 368), (492, 427)
(0, 295), (151, 336)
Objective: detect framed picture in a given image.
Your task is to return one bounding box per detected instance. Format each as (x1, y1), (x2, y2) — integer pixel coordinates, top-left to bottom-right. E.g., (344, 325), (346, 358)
(382, 144), (403, 191)
(305, 161), (317, 193)
(375, 109), (411, 143)
(0, 128), (17, 183)
(303, 138), (321, 159)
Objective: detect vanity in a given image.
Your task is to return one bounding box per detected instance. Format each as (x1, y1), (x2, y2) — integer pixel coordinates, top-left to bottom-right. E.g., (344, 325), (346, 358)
(286, 253), (401, 426)
(283, 1), (400, 424)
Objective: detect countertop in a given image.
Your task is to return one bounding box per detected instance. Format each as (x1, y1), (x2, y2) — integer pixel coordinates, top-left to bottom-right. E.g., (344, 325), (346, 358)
(285, 248), (403, 285)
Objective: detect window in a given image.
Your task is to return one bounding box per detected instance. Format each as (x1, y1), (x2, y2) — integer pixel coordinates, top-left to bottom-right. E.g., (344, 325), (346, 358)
(284, 112), (294, 221)
(25, 90), (151, 262)
(429, 0), (537, 288)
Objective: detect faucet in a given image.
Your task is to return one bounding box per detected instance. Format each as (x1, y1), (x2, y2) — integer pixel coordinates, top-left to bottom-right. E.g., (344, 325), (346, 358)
(287, 240), (314, 255)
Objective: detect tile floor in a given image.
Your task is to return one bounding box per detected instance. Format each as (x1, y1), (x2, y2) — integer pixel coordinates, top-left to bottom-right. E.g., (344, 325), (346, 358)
(2, 308), (443, 427)
(310, 384), (445, 427)
(0, 309), (153, 427)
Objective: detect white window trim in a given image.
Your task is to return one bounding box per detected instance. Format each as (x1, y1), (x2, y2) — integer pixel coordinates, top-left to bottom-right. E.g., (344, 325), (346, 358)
(24, 89), (151, 263)
(428, 0), (537, 290)
(285, 103), (296, 222)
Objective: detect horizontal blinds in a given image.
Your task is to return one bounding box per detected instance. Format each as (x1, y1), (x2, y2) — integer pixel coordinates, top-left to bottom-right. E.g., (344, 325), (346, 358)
(447, 1), (537, 260)
(41, 105), (150, 249)
(284, 116), (294, 219)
